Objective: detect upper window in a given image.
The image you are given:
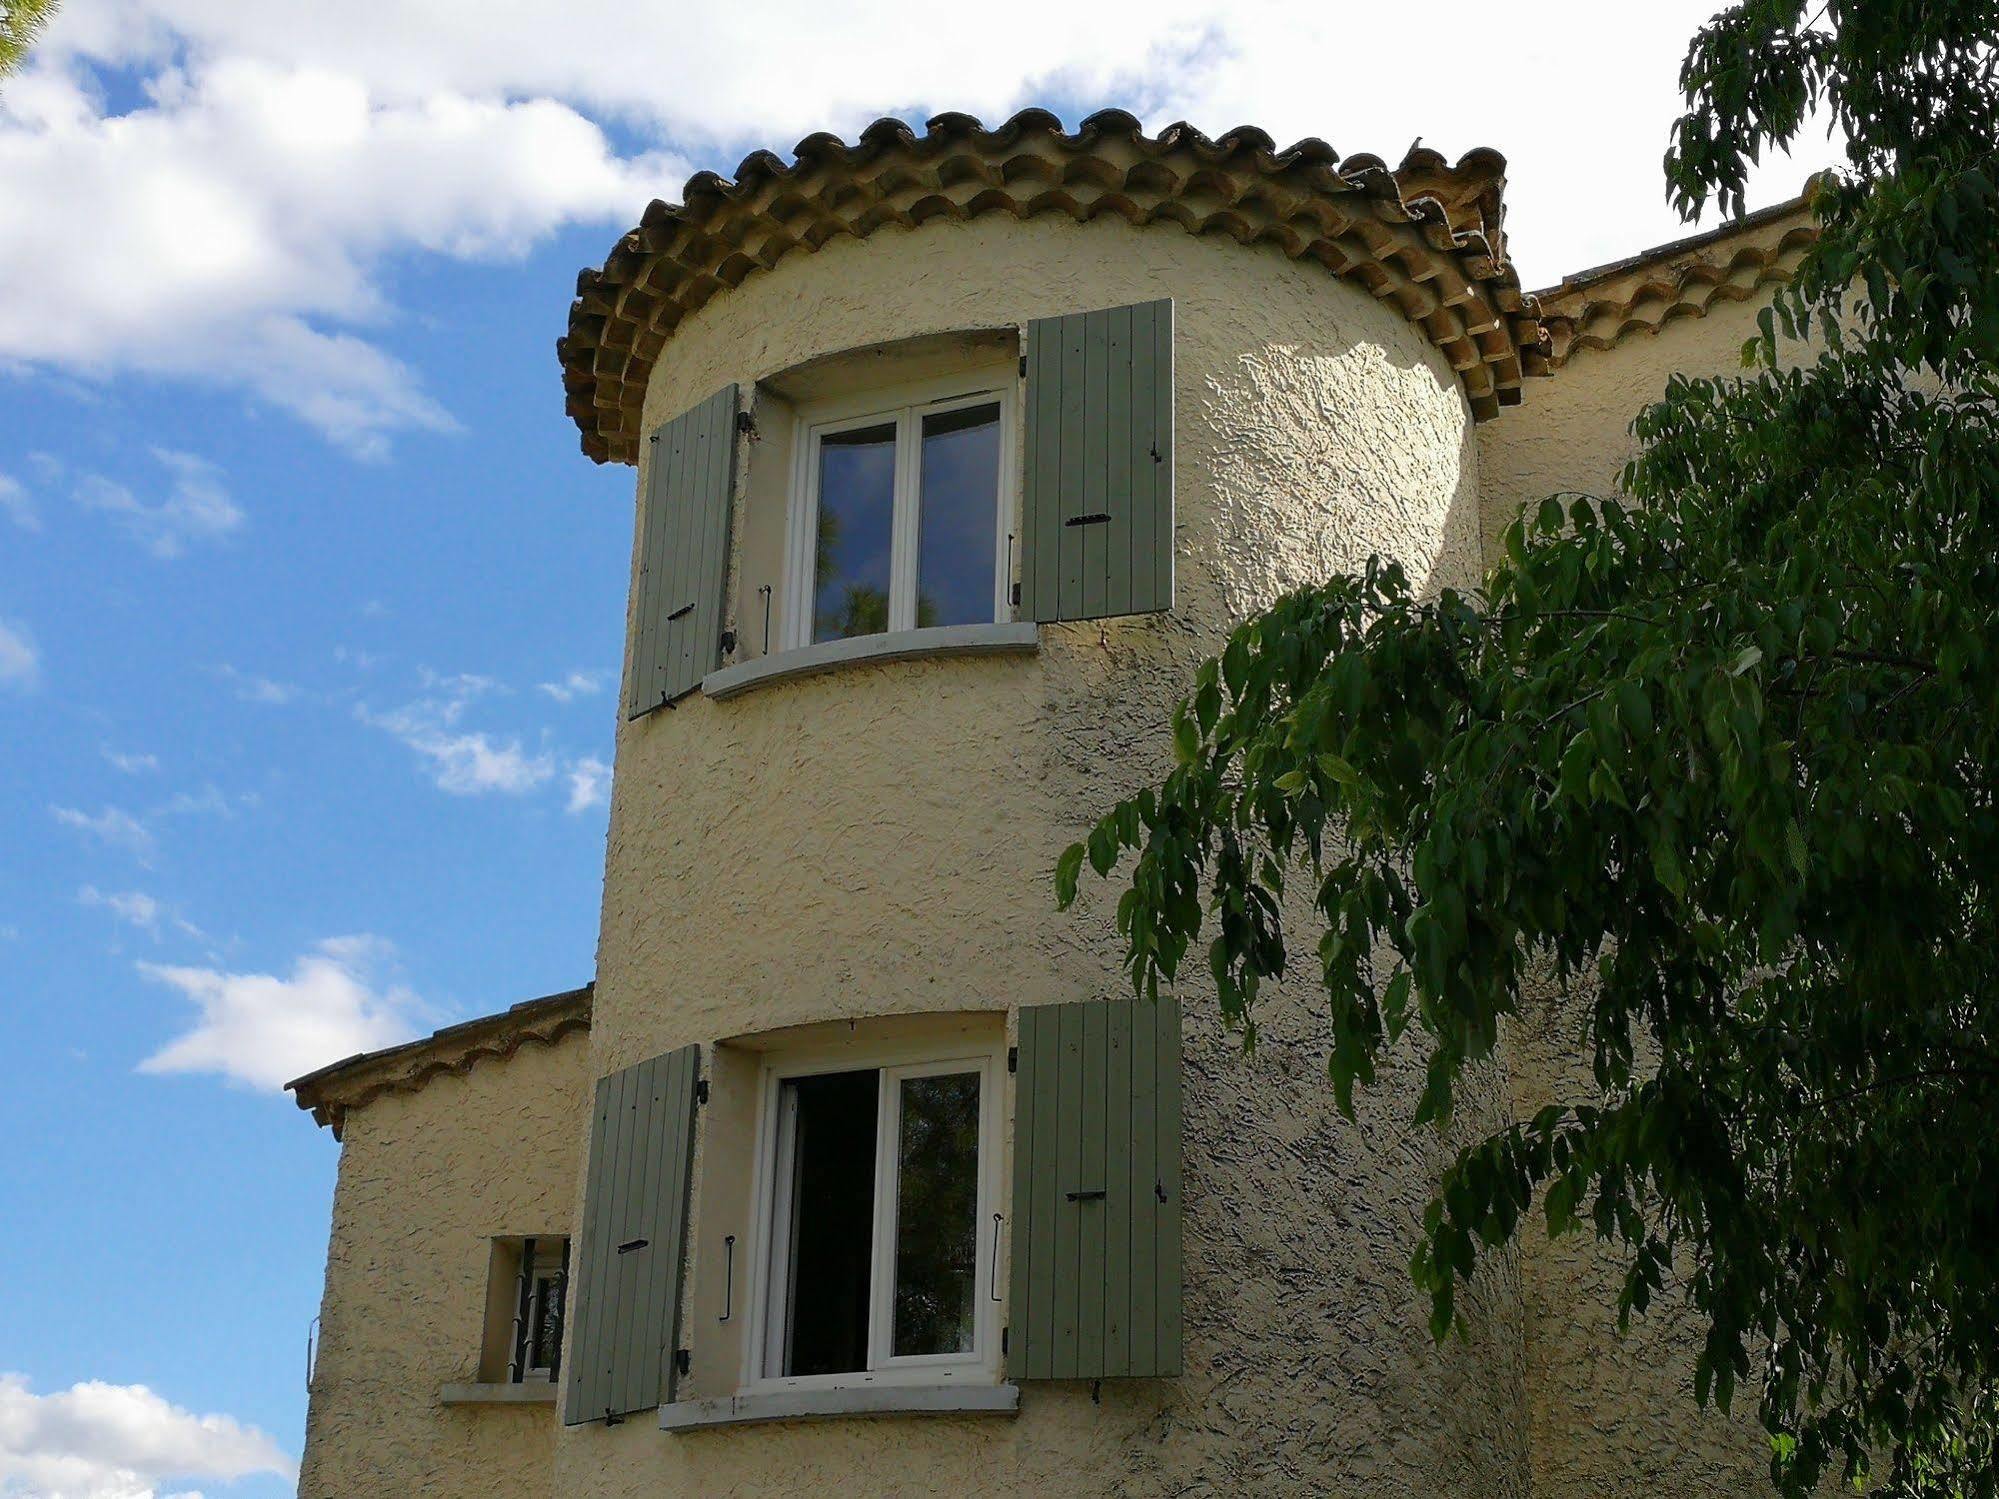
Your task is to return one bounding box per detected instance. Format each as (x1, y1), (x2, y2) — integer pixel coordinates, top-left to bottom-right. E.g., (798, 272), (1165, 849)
(479, 1234), (568, 1385)
(750, 1046), (1003, 1387)
(782, 377), (1014, 652)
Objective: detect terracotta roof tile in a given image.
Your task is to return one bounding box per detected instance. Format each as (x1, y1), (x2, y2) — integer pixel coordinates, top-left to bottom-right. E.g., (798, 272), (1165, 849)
(1533, 191), (1819, 367)
(558, 109), (1548, 464)
(286, 983), (592, 1140)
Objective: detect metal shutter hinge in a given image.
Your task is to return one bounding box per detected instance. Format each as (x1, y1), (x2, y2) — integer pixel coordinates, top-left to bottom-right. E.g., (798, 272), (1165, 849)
(1007, 1046), (1017, 1074)
(696, 1078), (710, 1105)
(675, 1349), (692, 1376)
(1018, 354), (1028, 377)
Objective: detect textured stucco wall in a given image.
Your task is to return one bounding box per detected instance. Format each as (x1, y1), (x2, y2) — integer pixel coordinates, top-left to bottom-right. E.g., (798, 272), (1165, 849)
(297, 1029), (590, 1499)
(564, 210), (1524, 1496)
(1478, 292), (1783, 1497)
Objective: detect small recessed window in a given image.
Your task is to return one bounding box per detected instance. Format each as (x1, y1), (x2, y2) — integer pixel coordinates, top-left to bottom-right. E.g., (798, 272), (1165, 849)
(753, 1050), (1001, 1387)
(784, 375), (1014, 652)
(480, 1235), (569, 1385)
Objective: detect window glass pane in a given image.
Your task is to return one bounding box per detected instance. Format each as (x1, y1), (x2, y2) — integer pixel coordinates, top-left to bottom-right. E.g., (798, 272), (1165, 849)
(779, 1069), (879, 1376)
(813, 423), (897, 643)
(891, 1070), (981, 1358)
(916, 404), (1001, 629)
(529, 1273), (563, 1372)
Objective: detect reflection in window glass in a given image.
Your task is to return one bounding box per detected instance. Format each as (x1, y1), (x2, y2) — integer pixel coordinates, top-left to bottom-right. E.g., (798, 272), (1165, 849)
(916, 405), (1001, 629)
(813, 424), (897, 643)
(891, 1071), (981, 1358)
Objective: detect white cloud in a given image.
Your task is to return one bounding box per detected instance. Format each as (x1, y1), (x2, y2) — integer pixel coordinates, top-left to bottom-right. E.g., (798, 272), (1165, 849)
(103, 748), (161, 775)
(537, 669), (605, 704)
(0, 1370), (292, 1499)
(72, 449), (242, 559)
(0, 473), (38, 531)
(359, 669), (554, 795)
(4, 1), (1821, 457)
(137, 933), (425, 1090)
(50, 804), (153, 856)
(0, 619), (37, 689)
(565, 755), (610, 814)
(0, 53), (680, 456)
(78, 886), (205, 941)
(78, 886), (164, 934)
(212, 664), (297, 705)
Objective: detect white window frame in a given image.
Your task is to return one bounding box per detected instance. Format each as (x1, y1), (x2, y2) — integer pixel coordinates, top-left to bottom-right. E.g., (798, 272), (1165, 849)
(742, 1039), (1006, 1393)
(521, 1245), (566, 1380)
(780, 370), (1018, 653)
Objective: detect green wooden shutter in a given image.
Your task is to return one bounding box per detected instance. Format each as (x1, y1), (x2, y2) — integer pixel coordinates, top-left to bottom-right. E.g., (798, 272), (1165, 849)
(627, 385), (740, 718)
(563, 1044), (701, 1425)
(1008, 995), (1182, 1380)
(1019, 300), (1173, 623)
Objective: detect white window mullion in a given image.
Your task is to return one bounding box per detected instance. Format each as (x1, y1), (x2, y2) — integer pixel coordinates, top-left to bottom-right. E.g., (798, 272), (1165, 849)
(866, 1069), (902, 1372)
(887, 408), (921, 632)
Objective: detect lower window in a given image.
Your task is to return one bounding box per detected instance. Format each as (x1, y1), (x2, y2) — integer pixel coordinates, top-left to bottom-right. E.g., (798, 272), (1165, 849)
(753, 1051), (1001, 1385)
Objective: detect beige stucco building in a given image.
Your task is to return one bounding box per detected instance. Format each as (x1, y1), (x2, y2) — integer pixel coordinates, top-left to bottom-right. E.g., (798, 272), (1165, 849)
(287, 110), (1816, 1497)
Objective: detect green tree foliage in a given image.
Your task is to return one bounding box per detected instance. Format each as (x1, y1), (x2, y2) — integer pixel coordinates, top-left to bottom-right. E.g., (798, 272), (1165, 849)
(1058, 2), (1999, 1491)
(0, 0), (60, 80)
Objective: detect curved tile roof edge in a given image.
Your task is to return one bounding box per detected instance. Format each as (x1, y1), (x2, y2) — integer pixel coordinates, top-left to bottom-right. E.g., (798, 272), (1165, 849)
(1533, 191), (1819, 368)
(287, 982), (593, 1140)
(558, 108), (1549, 464)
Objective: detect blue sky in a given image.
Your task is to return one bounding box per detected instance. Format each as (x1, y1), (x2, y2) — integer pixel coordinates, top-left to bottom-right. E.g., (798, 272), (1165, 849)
(0, 2), (1816, 1493)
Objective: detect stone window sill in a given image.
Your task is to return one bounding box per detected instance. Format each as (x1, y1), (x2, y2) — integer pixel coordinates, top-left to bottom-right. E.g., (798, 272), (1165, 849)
(439, 1381), (557, 1406)
(701, 623), (1038, 701)
(659, 1381), (1020, 1431)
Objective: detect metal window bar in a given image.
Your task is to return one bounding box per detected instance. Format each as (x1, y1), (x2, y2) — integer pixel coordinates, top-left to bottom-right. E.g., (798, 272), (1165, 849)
(508, 1236), (537, 1384)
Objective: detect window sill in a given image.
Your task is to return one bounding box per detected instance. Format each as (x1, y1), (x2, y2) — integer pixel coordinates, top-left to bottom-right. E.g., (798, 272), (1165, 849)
(701, 623), (1038, 701)
(439, 1381), (557, 1406)
(659, 1381), (1019, 1431)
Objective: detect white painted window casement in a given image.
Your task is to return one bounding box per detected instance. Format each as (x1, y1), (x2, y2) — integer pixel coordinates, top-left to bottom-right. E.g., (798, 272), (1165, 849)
(781, 372), (1018, 653)
(744, 1041), (1006, 1392)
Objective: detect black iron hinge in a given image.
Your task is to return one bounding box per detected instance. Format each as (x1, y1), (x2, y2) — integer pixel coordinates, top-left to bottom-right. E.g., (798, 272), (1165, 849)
(1007, 1045), (1017, 1074)
(1018, 354), (1028, 378)
(1002, 1326), (1009, 1356)
(674, 1348), (692, 1376)
(695, 1078), (710, 1106)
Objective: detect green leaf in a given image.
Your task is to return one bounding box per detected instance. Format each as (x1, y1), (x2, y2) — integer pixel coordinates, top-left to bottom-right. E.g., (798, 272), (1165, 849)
(1054, 842), (1085, 909)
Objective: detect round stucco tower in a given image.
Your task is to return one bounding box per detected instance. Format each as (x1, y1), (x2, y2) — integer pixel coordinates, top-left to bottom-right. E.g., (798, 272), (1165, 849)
(558, 110), (1543, 1497)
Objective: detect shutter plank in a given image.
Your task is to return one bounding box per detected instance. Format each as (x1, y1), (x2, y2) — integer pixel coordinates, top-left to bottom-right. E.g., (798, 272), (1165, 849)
(654, 1046), (699, 1404)
(1050, 1003), (1085, 1377)
(616, 1055), (668, 1418)
(1154, 995), (1184, 1373)
(1127, 998), (1159, 1376)
(1103, 304), (1136, 618)
(1080, 313), (1110, 620)
(1056, 316), (1089, 620)
(1149, 304), (1175, 612)
(1101, 999), (1133, 1376)
(1025, 1005), (1063, 1378)
(1074, 999), (1108, 1376)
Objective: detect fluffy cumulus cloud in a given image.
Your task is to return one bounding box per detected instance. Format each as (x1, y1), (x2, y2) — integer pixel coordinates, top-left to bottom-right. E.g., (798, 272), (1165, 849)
(0, 618), (36, 689)
(0, 473), (38, 531)
(0, 1371), (292, 1499)
(1, 0), (1817, 456)
(137, 933), (425, 1090)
